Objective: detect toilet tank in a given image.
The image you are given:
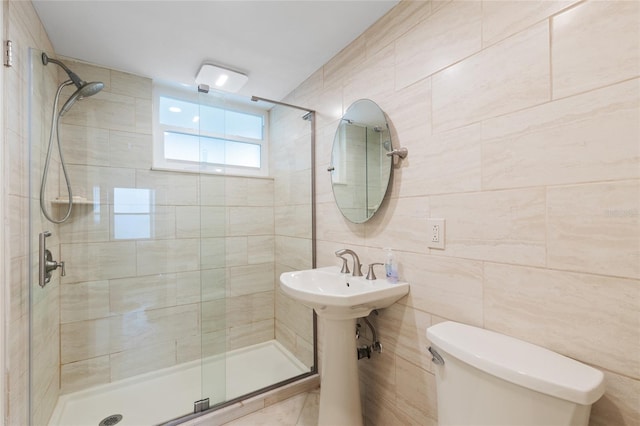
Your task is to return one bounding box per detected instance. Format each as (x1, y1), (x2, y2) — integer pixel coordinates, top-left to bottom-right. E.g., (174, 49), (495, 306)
(426, 322), (605, 426)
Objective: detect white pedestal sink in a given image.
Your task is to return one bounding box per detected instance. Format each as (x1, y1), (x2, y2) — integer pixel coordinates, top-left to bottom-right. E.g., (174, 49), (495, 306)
(280, 266), (410, 426)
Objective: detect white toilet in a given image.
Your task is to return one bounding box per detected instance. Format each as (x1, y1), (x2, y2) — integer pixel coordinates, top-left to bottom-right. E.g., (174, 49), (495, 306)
(427, 322), (605, 426)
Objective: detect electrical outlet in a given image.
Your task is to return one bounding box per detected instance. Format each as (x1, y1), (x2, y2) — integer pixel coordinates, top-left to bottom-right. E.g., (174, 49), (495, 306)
(431, 224), (440, 242)
(427, 218), (445, 249)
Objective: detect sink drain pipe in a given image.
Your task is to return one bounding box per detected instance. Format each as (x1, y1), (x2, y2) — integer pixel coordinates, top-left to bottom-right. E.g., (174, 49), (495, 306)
(356, 311), (382, 360)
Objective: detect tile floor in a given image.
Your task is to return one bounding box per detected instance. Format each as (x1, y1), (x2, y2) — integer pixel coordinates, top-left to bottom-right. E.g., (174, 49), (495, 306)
(222, 389), (320, 426)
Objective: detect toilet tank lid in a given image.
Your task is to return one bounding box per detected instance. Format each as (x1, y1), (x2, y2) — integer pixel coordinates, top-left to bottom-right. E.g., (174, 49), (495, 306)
(426, 322), (605, 405)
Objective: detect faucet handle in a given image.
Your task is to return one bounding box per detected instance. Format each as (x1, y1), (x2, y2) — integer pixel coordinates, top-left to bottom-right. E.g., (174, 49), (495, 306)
(366, 263), (384, 280)
(337, 255), (350, 274)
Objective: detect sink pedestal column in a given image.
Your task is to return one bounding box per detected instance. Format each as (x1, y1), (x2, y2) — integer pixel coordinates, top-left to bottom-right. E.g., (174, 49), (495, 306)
(318, 317), (362, 426)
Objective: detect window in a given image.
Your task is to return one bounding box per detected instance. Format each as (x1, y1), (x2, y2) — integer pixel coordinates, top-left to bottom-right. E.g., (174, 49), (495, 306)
(153, 85), (268, 176)
(113, 188), (152, 239)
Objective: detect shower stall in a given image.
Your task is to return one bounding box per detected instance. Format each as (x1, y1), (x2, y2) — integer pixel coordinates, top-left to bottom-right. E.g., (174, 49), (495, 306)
(28, 49), (316, 425)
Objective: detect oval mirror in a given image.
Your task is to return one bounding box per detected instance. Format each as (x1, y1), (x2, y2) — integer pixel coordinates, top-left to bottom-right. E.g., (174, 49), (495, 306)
(329, 99), (393, 223)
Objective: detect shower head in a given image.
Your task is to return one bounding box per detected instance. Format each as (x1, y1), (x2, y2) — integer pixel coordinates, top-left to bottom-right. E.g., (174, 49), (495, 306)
(59, 81), (105, 116)
(42, 52), (104, 115)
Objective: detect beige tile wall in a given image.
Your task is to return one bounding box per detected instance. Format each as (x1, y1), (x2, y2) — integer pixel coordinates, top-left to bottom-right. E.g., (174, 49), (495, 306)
(3, 1), (57, 425)
(270, 103), (315, 369)
(283, 0), (639, 424)
(51, 59), (281, 396)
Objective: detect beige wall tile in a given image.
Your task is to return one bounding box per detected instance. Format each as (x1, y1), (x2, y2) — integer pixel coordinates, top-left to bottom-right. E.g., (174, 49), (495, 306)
(373, 303), (433, 372)
(430, 188), (547, 266)
(227, 319), (274, 351)
(61, 241), (137, 283)
(110, 70), (152, 99)
(395, 122), (481, 198)
(136, 238), (200, 275)
(364, 196), (430, 254)
(275, 288), (313, 340)
(226, 291), (274, 326)
(226, 237), (248, 267)
(60, 356), (110, 394)
(109, 130), (151, 169)
(343, 44), (396, 108)
(136, 169), (199, 206)
(400, 252), (484, 326)
(135, 98), (152, 134)
(590, 371), (640, 426)
(201, 206), (226, 237)
(365, 0), (432, 57)
(110, 341), (177, 381)
(552, 1), (640, 99)
(61, 317), (111, 364)
(484, 263), (640, 379)
(60, 280), (110, 323)
(395, 356), (437, 423)
(395, 0), (481, 90)
(432, 21), (550, 132)
(200, 175), (225, 206)
(110, 304), (199, 352)
(202, 298), (227, 334)
(248, 236), (275, 264)
(323, 35), (366, 88)
(547, 180), (640, 279)
(61, 91), (138, 133)
(200, 268), (227, 302)
(201, 237), (225, 269)
(67, 164), (135, 204)
(482, 78), (640, 189)
(60, 124), (110, 167)
(227, 206), (274, 236)
(176, 270), (203, 305)
(275, 236), (312, 271)
(58, 204), (110, 243)
(176, 206), (201, 238)
(227, 263), (275, 297)
(109, 273), (178, 314)
(315, 201), (366, 246)
(482, 0), (575, 47)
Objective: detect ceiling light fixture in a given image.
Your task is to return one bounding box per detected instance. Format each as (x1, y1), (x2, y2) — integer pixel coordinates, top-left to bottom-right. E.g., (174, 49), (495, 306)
(196, 63), (247, 93)
(169, 106), (181, 113)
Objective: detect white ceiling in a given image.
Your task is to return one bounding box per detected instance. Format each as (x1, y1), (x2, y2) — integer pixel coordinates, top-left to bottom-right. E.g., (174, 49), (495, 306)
(32, 1), (399, 102)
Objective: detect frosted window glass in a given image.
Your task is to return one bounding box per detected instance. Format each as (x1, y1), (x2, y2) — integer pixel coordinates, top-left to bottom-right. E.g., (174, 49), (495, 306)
(114, 215), (151, 239)
(225, 110), (263, 139)
(164, 131), (260, 168)
(113, 188), (152, 239)
(159, 97), (199, 130)
(113, 188), (151, 213)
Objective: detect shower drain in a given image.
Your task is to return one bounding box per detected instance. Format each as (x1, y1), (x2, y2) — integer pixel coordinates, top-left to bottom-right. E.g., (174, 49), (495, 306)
(98, 414), (123, 426)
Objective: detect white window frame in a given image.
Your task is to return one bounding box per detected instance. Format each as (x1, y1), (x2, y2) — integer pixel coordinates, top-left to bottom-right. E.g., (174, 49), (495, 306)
(153, 83), (269, 177)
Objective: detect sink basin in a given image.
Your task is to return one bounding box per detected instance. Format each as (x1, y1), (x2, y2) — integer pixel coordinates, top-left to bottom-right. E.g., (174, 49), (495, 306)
(280, 266), (409, 319)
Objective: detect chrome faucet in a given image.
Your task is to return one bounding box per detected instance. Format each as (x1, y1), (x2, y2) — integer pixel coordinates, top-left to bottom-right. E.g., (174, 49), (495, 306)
(335, 249), (362, 276)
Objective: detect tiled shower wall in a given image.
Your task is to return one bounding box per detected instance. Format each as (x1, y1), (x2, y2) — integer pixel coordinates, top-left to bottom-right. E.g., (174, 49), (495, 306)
(53, 59), (277, 396)
(282, 1), (639, 425)
(3, 1), (56, 425)
(270, 104), (315, 369)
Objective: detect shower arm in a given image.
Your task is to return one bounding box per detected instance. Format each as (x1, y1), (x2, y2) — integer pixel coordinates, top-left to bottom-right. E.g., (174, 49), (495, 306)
(42, 53), (84, 88)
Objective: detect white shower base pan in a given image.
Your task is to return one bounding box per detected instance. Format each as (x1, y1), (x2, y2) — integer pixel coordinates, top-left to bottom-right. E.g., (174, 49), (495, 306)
(49, 340), (308, 426)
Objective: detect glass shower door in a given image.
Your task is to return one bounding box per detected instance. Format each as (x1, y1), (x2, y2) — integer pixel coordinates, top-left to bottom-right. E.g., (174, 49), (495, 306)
(28, 48), (213, 425)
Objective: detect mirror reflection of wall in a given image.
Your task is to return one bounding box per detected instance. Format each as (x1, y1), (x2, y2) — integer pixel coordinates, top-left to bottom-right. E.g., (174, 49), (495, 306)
(330, 99), (392, 223)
